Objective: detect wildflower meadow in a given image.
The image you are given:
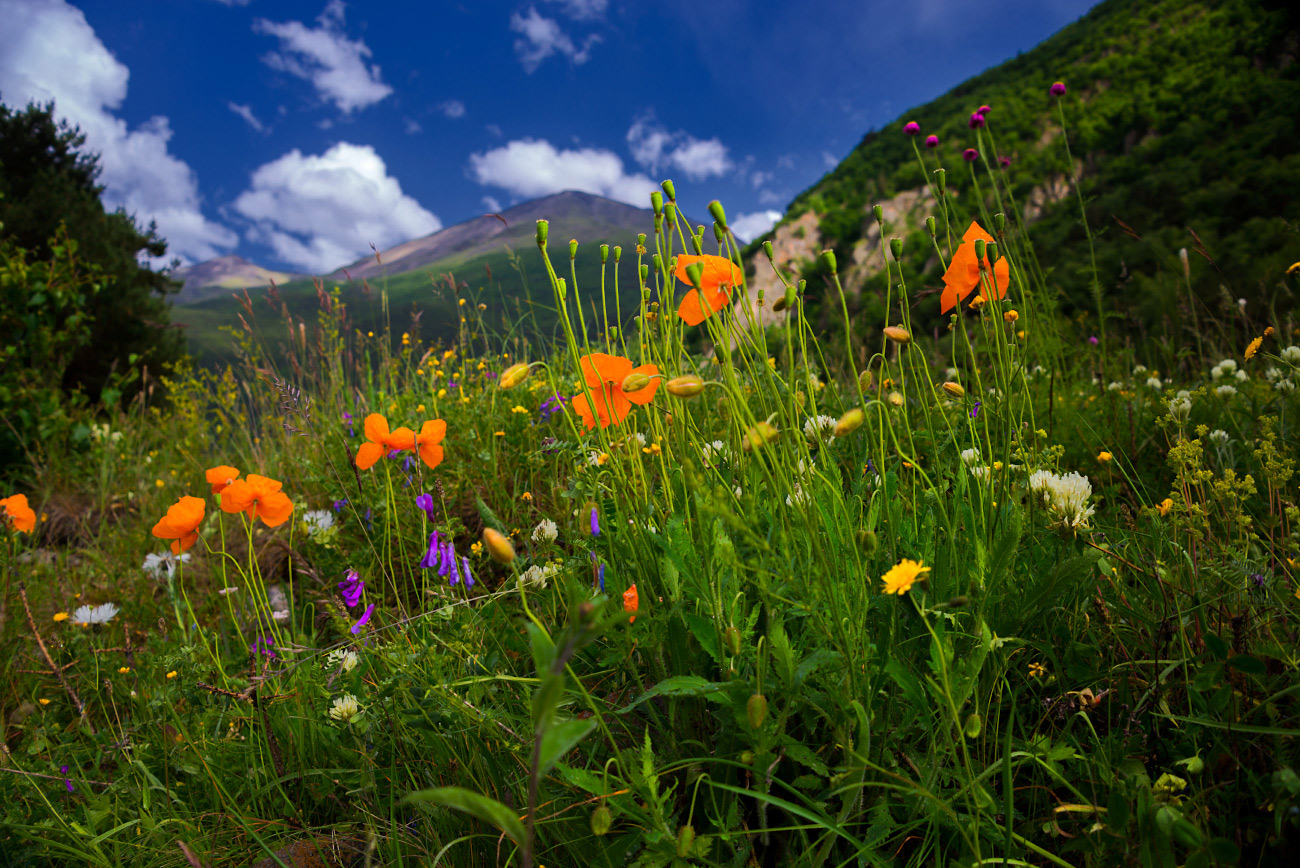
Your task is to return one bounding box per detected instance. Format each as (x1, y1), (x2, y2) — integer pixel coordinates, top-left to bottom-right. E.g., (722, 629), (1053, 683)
(4, 81), (1300, 868)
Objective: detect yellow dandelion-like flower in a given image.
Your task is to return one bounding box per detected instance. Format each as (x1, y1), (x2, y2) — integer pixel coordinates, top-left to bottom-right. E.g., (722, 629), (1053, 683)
(642, 443), (662, 456)
(1028, 662), (1046, 679)
(494, 431), (505, 437)
(53, 612), (69, 622)
(166, 671), (178, 679)
(511, 405), (528, 414)
(1245, 336), (1262, 360)
(470, 541), (484, 556)
(458, 298), (466, 306)
(437, 388), (447, 398)
(118, 666), (130, 674)
(521, 491), (533, 501)
(1157, 498), (1173, 516)
(155, 479), (165, 488)
(1264, 326), (1275, 337)
(1003, 309), (1019, 323)
(880, 558), (930, 595)
(39, 698), (51, 706)
(1097, 451), (1113, 462)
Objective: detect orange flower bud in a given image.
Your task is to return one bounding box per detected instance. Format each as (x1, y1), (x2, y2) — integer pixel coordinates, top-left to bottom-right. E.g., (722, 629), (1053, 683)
(834, 408), (864, 437)
(883, 326), (911, 345)
(482, 528), (516, 564)
(620, 372), (653, 393)
(942, 381), (966, 398)
(665, 375), (705, 398)
(499, 362), (530, 389)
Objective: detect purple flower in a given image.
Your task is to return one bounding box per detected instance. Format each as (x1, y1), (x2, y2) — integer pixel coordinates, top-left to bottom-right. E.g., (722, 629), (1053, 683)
(540, 436), (562, 454)
(343, 412), (355, 437)
(903, 121), (920, 136)
(537, 393), (565, 424)
(1050, 81), (1067, 96)
(485, 371), (498, 380)
(977, 105), (991, 115)
(1088, 335), (1099, 345)
(438, 541), (453, 578)
(968, 112), (985, 129)
(415, 492), (437, 521)
(402, 454), (415, 473)
(1249, 572), (1266, 590)
(339, 569), (365, 607)
(925, 135), (939, 149)
(386, 448), (403, 460)
(998, 156), (1011, 168)
(461, 557), (475, 588)
(448, 550), (462, 585)
(332, 498), (348, 512)
(419, 531), (443, 570)
(250, 635), (276, 659)
(364, 508), (373, 531)
(350, 603), (375, 635)
(61, 765), (74, 793)
(970, 401), (982, 419)
(597, 563), (606, 593)
(590, 507), (600, 537)
(963, 148), (979, 162)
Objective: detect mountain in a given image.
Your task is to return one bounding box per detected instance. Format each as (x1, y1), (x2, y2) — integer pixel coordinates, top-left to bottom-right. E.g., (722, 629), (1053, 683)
(745, 0), (1300, 337)
(169, 255), (303, 304)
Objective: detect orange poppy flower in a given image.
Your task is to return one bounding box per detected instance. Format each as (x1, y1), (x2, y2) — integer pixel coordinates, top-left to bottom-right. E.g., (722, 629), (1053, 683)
(572, 353), (660, 431)
(1, 493), (36, 534)
(940, 222), (1011, 314)
(623, 583), (639, 623)
(219, 474), (295, 527)
(151, 495), (206, 554)
(206, 465), (240, 495)
(355, 413), (416, 470)
(674, 254), (743, 326)
(414, 419), (447, 470)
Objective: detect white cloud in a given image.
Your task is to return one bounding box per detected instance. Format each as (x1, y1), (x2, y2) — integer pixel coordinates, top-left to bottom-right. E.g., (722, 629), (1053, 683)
(254, 0), (392, 113)
(481, 195), (502, 213)
(510, 7), (600, 73)
(468, 139), (657, 208)
(403, 118), (421, 134)
(227, 101), (264, 131)
(731, 211), (783, 243)
(626, 112), (732, 181)
(438, 99), (466, 119)
(485, 123), (502, 137)
(0, 0), (236, 263)
(758, 189), (784, 206)
(822, 150), (839, 169)
(751, 170), (773, 189)
(233, 142), (441, 273)
(546, 0), (607, 20)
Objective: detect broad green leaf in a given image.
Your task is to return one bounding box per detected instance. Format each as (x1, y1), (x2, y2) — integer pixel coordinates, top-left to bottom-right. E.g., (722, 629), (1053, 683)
(403, 786), (525, 845)
(537, 717), (597, 777)
(618, 675), (726, 712)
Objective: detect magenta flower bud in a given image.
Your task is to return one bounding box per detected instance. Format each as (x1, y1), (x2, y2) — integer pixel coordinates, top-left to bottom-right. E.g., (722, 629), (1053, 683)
(903, 121), (920, 136)
(1050, 81), (1067, 96)
(925, 135), (939, 149)
(998, 155), (1011, 168)
(977, 105), (991, 115)
(968, 112), (985, 129)
(1088, 335), (1099, 345)
(963, 148), (979, 162)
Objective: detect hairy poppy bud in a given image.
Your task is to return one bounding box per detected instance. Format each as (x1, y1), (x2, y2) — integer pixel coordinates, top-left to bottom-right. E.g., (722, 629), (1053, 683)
(591, 806), (613, 836)
(858, 370), (875, 392)
(820, 249), (837, 274)
(535, 219), (548, 248)
(889, 238), (903, 261)
(742, 421), (779, 452)
(942, 381), (965, 398)
(772, 285), (793, 312)
(650, 191), (663, 216)
(661, 179), (676, 201)
(666, 375), (705, 398)
(883, 326), (911, 345)
(926, 215), (936, 237)
(724, 626), (742, 657)
(834, 408), (864, 437)
(621, 372), (653, 393)
(569, 239), (578, 260)
(708, 200), (728, 228)
(763, 240), (773, 260)
(676, 825), (696, 858)
(858, 529), (878, 555)
(482, 528), (515, 564)
(600, 244), (609, 264)
(746, 693), (768, 729)
(499, 362), (530, 389)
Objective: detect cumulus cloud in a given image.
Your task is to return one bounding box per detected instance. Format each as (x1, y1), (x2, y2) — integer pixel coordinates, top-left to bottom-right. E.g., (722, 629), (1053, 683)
(438, 99), (466, 119)
(510, 7), (600, 73)
(254, 0), (392, 113)
(468, 139), (657, 208)
(233, 143), (440, 273)
(546, 0), (607, 20)
(0, 0), (236, 263)
(731, 210), (783, 243)
(227, 101), (264, 131)
(626, 112), (732, 181)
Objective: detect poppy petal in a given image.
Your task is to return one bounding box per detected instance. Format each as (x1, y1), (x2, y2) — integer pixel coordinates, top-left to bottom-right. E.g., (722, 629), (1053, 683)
(356, 442), (385, 470)
(580, 353), (633, 388)
(417, 419), (446, 447)
(418, 443), (444, 470)
(363, 413), (390, 444)
(255, 492), (295, 528)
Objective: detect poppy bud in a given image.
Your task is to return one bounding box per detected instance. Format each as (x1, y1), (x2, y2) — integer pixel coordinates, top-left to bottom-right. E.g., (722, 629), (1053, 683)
(650, 191), (663, 216)
(762, 240), (773, 260)
(715, 395), (730, 420)
(740, 750), (755, 764)
(888, 391), (904, 407)
(774, 285), (796, 312)
(942, 381), (965, 398)
(741, 421), (779, 452)
(889, 238), (903, 261)
(684, 262), (705, 288)
(858, 528), (878, 555)
(858, 370), (875, 392)
(993, 212), (1005, 234)
(820, 249), (837, 274)
(934, 168), (946, 194)
(556, 277), (567, 301)
(621, 372), (653, 393)
(482, 528), (515, 565)
(613, 245), (622, 263)
(834, 408), (864, 437)
(591, 806), (613, 836)
(661, 179), (676, 201)
(600, 244), (609, 264)
(964, 712), (982, 738)
(974, 239), (986, 263)
(883, 326), (911, 345)
(926, 216), (936, 237)
(500, 362), (530, 389)
(746, 693), (768, 729)
(569, 239), (578, 260)
(653, 254), (663, 274)
(676, 825), (696, 858)
(536, 220), (548, 248)
(724, 626), (742, 656)
(708, 200), (728, 228)
(666, 375), (705, 398)
(873, 204), (884, 226)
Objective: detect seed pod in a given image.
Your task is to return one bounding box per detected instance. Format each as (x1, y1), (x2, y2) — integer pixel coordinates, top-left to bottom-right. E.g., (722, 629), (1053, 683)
(762, 240), (774, 260)
(708, 200), (728, 228)
(621, 372), (652, 393)
(676, 825), (696, 858)
(482, 528), (516, 564)
(746, 693), (768, 729)
(974, 238), (986, 263)
(934, 167), (946, 194)
(568, 238), (578, 260)
(986, 241), (999, 263)
(873, 204), (884, 226)
(993, 212), (1005, 234)
(926, 215), (936, 237)
(613, 245), (622, 263)
(821, 249), (837, 274)
(724, 626), (742, 657)
(883, 326), (912, 345)
(889, 238), (903, 261)
(942, 381), (965, 398)
(499, 362), (530, 389)
(661, 179), (676, 201)
(665, 375), (705, 398)
(590, 806), (613, 836)
(600, 244), (609, 264)
(650, 191), (663, 216)
(684, 261), (705, 288)
(535, 219), (549, 248)
(652, 254), (663, 274)
(834, 407), (864, 437)
(741, 421), (779, 452)
(556, 277), (567, 301)
(637, 233), (646, 247)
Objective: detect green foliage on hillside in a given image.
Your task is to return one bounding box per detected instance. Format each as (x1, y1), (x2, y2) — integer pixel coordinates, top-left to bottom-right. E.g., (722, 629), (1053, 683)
(787, 0), (1300, 331)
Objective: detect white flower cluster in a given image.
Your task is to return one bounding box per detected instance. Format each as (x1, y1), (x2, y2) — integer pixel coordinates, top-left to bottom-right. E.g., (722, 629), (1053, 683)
(1210, 359), (1247, 382)
(1281, 345), (1300, 364)
(326, 648), (359, 674)
(1167, 395), (1192, 423)
(531, 518), (558, 544)
(1028, 470), (1096, 531)
(960, 448), (980, 466)
(1215, 385), (1237, 398)
(89, 423), (123, 444)
(1208, 429), (1230, 447)
(702, 440), (730, 465)
(802, 415), (837, 445)
(785, 484), (810, 507)
(302, 510), (336, 537)
(520, 562), (560, 589)
(142, 551), (189, 579)
(328, 694), (363, 724)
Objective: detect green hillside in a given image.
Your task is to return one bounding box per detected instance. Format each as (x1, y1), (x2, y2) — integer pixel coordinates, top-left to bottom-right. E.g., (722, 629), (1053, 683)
(776, 0), (1300, 335)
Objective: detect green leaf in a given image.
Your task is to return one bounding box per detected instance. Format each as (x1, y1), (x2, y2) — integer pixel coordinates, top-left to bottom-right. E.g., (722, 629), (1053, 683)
(618, 676), (726, 712)
(526, 622), (555, 675)
(403, 786), (525, 845)
(684, 613), (720, 664)
(1225, 655), (1266, 676)
(537, 718), (597, 777)
(532, 672), (564, 729)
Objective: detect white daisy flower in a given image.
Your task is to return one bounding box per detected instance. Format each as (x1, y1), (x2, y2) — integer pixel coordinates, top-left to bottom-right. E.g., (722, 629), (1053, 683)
(72, 603), (119, 625)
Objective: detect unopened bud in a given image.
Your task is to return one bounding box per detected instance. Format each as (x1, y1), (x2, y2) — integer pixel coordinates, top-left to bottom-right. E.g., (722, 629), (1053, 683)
(858, 369), (875, 392)
(569, 239), (578, 260)
(741, 421), (779, 452)
(708, 200), (728, 228)
(763, 240), (773, 260)
(889, 238), (903, 261)
(941, 381), (965, 398)
(499, 362), (530, 389)
(676, 825), (696, 858)
(661, 179), (676, 201)
(600, 244), (609, 264)
(934, 168), (946, 194)
(821, 249), (837, 274)
(666, 375), (705, 398)
(834, 407), (864, 437)
(724, 626), (742, 656)
(873, 204), (884, 225)
(482, 528), (516, 564)
(535, 220), (549, 248)
(690, 232), (703, 255)
(746, 693), (768, 729)
(926, 215), (936, 237)
(650, 191), (663, 215)
(883, 326), (912, 345)
(621, 372), (652, 393)
(685, 262), (705, 288)
(590, 806), (613, 836)
(858, 529), (878, 555)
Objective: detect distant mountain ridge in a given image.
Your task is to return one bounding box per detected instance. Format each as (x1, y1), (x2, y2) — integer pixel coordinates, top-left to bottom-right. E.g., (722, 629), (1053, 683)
(169, 255), (304, 304)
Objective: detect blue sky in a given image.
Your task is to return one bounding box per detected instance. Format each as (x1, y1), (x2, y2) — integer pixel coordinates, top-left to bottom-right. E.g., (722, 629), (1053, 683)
(0, 0), (1097, 273)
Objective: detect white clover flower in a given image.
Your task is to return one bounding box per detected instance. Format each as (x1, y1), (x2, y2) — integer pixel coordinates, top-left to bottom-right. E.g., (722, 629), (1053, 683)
(142, 551), (189, 579)
(328, 694), (363, 724)
(302, 510), (335, 537)
(630, 432), (647, 448)
(1234, 369), (1249, 382)
(1133, 364), (1148, 376)
(1209, 429), (1230, 447)
(969, 465), (992, 481)
(1215, 385), (1237, 398)
(802, 414), (837, 445)
(702, 440), (729, 464)
(218, 587), (239, 596)
(520, 563), (560, 589)
(1029, 470), (1095, 530)
(586, 451), (603, 466)
(1168, 397), (1192, 423)
(1107, 381), (1123, 392)
(1277, 379), (1295, 393)
(72, 603), (119, 625)
(1176, 390), (1192, 400)
(1146, 377), (1163, 390)
(326, 649), (359, 674)
(1218, 358), (1238, 373)
(1266, 367), (1282, 382)
(960, 448), (980, 466)
(1281, 346), (1300, 364)
(531, 519), (558, 544)
(734, 486), (743, 498)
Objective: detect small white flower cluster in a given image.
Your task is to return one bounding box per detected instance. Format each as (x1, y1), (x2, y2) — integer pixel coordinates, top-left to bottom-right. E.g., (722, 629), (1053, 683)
(1266, 362), (1297, 393)
(785, 484), (810, 507)
(520, 562), (560, 589)
(1028, 470), (1096, 531)
(302, 509), (336, 537)
(1107, 381), (1123, 392)
(969, 465), (992, 482)
(960, 448), (980, 466)
(1210, 358), (1247, 381)
(142, 551), (189, 579)
(326, 648), (359, 674)
(72, 602), (119, 624)
(1281, 345), (1300, 365)
(1133, 364), (1149, 376)
(1146, 377), (1163, 390)
(1167, 395), (1192, 423)
(702, 440), (730, 465)
(328, 694), (363, 724)
(1215, 385), (1237, 398)
(1208, 429), (1230, 447)
(802, 415), (837, 445)
(531, 519), (558, 544)
(89, 423), (123, 444)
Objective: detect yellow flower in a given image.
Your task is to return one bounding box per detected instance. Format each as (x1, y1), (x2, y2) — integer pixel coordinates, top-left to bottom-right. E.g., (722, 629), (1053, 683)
(969, 294), (987, 310)
(494, 431), (505, 437)
(437, 389), (447, 398)
(416, 369), (424, 376)
(166, 671), (178, 679)
(597, 452), (610, 465)
(416, 404), (425, 413)
(1028, 662), (1046, 679)
(1245, 336), (1262, 360)
(155, 479), (165, 488)
(39, 698), (51, 706)
(118, 666), (130, 674)
(521, 491), (533, 501)
(458, 298), (466, 306)
(1097, 451), (1113, 462)
(1264, 326), (1275, 337)
(367, 331), (374, 337)
(642, 443), (662, 456)
(881, 558), (929, 595)
(1003, 309), (1019, 323)
(470, 541), (484, 556)
(1288, 262), (1300, 275)
(511, 405), (528, 414)
(1157, 498), (1173, 516)
(53, 612), (69, 622)
(992, 461), (1004, 471)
